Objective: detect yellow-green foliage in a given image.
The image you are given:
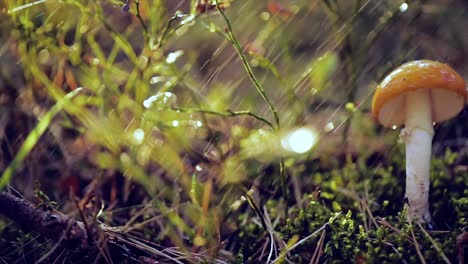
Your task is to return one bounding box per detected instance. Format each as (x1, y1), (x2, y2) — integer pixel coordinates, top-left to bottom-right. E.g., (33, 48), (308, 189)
(0, 1), (467, 263)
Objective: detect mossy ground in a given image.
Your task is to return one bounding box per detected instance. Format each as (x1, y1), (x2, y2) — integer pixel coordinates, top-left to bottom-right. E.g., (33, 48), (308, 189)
(0, 0), (467, 263)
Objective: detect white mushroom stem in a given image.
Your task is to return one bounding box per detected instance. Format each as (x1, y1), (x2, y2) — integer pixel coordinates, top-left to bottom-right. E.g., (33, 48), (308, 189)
(401, 89), (434, 224)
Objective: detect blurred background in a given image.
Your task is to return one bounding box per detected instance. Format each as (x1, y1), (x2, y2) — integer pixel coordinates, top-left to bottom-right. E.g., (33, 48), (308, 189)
(0, 0), (467, 263)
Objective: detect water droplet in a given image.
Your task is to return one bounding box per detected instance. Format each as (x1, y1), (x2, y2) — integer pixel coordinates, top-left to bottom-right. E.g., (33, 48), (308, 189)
(150, 76), (165, 84)
(324, 122), (335, 132)
(133, 128), (145, 144)
(143, 92), (177, 109)
(166, 50), (184, 64)
(172, 120), (180, 127)
(399, 3), (408, 12)
(195, 120), (203, 128)
(281, 127), (319, 154)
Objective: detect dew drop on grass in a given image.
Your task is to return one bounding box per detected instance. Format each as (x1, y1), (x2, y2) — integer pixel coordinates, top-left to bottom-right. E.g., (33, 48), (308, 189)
(132, 128), (145, 145)
(166, 50), (184, 64)
(399, 3), (408, 12)
(190, 120), (203, 128)
(143, 92), (177, 109)
(324, 122), (335, 132)
(150, 76), (166, 84)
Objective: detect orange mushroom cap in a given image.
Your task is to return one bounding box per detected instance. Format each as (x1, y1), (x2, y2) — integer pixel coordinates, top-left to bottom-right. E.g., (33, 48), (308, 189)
(372, 60), (466, 127)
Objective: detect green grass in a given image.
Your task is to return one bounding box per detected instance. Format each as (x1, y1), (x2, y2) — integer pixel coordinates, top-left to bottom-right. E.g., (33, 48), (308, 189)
(0, 0), (467, 263)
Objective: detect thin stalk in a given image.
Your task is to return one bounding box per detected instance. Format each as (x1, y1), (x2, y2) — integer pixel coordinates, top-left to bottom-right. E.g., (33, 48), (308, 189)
(134, 0), (149, 43)
(0, 89), (85, 190)
(214, 0), (289, 218)
(214, 0), (279, 129)
(173, 107), (274, 129)
(417, 223), (451, 264)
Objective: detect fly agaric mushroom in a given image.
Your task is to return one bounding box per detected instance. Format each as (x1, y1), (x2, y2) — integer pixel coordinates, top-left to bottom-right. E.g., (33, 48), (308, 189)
(372, 60), (467, 224)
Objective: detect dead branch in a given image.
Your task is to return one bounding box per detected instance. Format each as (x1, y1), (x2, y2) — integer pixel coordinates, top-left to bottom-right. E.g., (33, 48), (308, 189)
(0, 191), (92, 249)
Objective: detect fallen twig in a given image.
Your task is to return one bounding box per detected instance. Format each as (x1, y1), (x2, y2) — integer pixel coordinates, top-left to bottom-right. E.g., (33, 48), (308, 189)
(0, 191), (91, 249)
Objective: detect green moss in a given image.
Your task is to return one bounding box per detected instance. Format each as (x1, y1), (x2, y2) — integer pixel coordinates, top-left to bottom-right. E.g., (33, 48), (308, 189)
(231, 149), (466, 263)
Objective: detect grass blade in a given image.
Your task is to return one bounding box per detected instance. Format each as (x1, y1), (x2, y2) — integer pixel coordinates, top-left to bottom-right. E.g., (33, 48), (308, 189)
(0, 88), (84, 190)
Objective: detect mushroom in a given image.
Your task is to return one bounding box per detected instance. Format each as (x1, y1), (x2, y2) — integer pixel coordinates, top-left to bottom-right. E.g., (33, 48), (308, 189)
(371, 60), (467, 224)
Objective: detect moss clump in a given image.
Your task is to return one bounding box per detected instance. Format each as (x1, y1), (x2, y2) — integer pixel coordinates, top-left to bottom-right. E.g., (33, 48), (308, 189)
(231, 147), (466, 263)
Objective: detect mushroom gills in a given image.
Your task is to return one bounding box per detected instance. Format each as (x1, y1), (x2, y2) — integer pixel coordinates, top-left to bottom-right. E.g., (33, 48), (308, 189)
(377, 88), (465, 128)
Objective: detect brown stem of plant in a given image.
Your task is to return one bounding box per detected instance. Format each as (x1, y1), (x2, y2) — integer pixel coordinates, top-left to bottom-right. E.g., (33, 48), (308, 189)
(0, 191), (92, 249)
